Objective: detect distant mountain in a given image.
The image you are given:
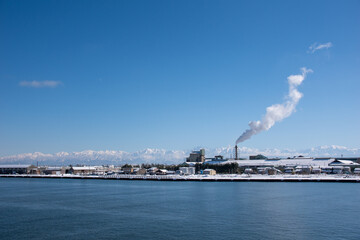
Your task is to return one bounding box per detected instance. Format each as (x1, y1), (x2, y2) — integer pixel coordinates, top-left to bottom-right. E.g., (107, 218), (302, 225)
(0, 149), (188, 166)
(0, 145), (359, 166)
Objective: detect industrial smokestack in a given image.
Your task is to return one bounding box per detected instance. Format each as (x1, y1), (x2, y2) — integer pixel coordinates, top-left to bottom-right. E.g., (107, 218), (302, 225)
(235, 68), (312, 145)
(235, 145), (238, 160)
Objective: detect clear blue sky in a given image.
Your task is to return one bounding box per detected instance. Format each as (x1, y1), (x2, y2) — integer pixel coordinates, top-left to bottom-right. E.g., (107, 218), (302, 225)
(0, 0), (359, 156)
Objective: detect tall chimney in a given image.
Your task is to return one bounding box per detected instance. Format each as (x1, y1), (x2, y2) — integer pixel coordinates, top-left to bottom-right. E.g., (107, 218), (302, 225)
(235, 145), (238, 160)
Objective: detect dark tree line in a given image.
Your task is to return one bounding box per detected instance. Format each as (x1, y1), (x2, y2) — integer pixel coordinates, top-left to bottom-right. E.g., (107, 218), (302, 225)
(199, 163), (240, 174)
(139, 163), (189, 171)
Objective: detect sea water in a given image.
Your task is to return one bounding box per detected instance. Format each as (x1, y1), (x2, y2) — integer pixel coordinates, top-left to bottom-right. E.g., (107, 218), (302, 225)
(0, 178), (359, 240)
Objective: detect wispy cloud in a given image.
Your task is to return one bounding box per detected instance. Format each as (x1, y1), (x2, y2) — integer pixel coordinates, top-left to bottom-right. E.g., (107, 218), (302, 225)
(19, 80), (62, 88)
(308, 42), (333, 53)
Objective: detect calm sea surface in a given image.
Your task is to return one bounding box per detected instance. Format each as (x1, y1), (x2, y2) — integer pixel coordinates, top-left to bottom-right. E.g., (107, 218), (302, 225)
(0, 178), (359, 240)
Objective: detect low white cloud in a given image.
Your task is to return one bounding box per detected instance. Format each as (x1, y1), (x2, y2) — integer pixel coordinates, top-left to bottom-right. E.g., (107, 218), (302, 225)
(0, 146), (359, 165)
(308, 42), (333, 53)
(19, 80), (62, 88)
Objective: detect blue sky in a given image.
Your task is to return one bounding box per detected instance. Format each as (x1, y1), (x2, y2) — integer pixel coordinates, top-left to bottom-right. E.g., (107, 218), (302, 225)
(0, 0), (359, 156)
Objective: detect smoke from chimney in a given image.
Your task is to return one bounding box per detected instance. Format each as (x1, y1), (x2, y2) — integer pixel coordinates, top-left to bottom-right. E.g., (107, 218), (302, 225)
(235, 67), (312, 145)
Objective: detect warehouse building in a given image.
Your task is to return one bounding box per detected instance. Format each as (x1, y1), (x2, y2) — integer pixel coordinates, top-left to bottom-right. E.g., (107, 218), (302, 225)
(0, 165), (37, 174)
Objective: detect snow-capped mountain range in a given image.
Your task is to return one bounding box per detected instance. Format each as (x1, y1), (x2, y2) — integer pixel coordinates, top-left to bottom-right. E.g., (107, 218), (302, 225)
(0, 145), (359, 166)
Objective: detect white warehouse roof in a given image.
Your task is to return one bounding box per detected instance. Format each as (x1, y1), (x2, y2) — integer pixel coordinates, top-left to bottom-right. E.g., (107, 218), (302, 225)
(209, 158), (336, 167)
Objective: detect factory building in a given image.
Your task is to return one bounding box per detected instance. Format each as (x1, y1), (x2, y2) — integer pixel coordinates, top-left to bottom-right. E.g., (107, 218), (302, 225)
(186, 149), (205, 163)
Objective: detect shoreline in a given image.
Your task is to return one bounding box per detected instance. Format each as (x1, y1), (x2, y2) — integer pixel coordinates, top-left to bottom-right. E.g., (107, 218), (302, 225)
(1, 174), (360, 183)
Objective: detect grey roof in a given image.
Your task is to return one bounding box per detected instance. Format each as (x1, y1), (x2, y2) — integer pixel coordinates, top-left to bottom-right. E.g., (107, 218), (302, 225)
(0, 164), (32, 168)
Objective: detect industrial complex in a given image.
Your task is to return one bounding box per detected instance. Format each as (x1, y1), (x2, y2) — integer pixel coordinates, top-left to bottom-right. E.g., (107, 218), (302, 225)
(184, 146), (360, 174)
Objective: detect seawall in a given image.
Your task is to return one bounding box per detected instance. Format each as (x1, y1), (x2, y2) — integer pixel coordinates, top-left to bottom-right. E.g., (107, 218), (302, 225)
(1, 174), (360, 183)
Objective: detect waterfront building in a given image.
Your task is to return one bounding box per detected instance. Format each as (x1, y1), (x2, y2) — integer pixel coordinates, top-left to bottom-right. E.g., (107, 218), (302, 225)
(179, 167), (195, 175)
(284, 167), (294, 174)
(343, 167), (351, 174)
(257, 167), (279, 175)
(203, 169), (216, 175)
(321, 167), (333, 174)
(93, 165), (121, 175)
(122, 167), (134, 174)
(43, 167), (66, 175)
(148, 167), (158, 175)
(311, 167), (322, 174)
(136, 168), (147, 175)
(295, 166), (312, 174)
(257, 167), (267, 174)
(332, 166), (344, 174)
(71, 166), (96, 175)
(156, 169), (168, 175)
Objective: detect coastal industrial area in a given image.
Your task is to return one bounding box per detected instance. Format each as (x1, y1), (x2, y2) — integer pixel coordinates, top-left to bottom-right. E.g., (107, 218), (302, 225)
(1, 147), (360, 182)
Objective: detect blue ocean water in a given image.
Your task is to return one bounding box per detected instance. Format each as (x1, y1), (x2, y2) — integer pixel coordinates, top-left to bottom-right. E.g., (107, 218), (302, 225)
(0, 178), (359, 240)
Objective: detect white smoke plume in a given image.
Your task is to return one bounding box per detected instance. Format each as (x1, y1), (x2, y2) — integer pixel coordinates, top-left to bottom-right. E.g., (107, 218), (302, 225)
(235, 68), (312, 145)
